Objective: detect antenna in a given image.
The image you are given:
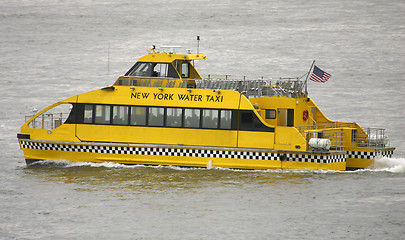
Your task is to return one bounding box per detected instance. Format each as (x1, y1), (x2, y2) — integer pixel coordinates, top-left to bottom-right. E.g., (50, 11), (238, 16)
(105, 40), (111, 87)
(197, 36), (200, 54)
(107, 41), (110, 76)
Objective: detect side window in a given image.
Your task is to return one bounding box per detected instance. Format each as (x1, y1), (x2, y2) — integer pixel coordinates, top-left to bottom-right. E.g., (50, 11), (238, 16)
(239, 110), (274, 132)
(220, 110), (232, 129)
(95, 105), (111, 124)
(184, 109), (200, 128)
(112, 106), (128, 125)
(202, 109), (218, 128)
(166, 108), (182, 127)
(241, 111), (253, 124)
(265, 109), (276, 119)
(83, 105), (93, 123)
(130, 106), (147, 126)
(148, 107), (164, 126)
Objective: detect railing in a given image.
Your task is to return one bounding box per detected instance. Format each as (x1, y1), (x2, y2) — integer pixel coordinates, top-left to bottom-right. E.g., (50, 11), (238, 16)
(355, 128), (390, 148)
(297, 123), (355, 152)
(27, 113), (69, 129)
(297, 123), (391, 150)
(195, 75), (306, 98)
(114, 75), (307, 99)
(296, 122), (358, 132)
(304, 129), (345, 151)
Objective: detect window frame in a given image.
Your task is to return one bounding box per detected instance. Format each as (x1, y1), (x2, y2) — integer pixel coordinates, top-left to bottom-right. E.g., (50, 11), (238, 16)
(94, 104), (111, 124)
(148, 107), (165, 127)
(184, 108), (201, 128)
(202, 109), (219, 129)
(130, 106), (147, 126)
(112, 105), (129, 125)
(166, 107), (183, 127)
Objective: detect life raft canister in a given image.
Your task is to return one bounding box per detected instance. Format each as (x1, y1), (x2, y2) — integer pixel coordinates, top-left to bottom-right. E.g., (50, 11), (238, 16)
(303, 110), (309, 121)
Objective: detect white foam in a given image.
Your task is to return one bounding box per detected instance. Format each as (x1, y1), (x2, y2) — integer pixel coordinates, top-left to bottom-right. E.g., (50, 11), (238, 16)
(28, 157), (405, 173)
(370, 157), (405, 173)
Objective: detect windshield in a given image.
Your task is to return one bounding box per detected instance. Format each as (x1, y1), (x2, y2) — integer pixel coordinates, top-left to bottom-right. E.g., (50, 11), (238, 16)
(125, 62), (179, 78)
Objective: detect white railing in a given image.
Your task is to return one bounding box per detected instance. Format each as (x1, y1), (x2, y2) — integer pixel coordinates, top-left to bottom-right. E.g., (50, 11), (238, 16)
(356, 128), (390, 148)
(114, 75), (307, 98)
(303, 130), (345, 151)
(27, 113), (69, 129)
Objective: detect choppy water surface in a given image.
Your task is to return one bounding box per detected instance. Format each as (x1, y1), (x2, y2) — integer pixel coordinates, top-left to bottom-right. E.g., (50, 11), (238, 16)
(1, 0), (405, 239)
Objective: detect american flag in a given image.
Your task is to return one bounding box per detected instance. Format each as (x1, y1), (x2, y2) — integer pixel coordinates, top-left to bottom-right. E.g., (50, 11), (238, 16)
(310, 65), (331, 83)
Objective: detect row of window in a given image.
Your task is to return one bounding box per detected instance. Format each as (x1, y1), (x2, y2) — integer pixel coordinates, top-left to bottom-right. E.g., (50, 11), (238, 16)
(80, 104), (233, 129)
(65, 104), (275, 132)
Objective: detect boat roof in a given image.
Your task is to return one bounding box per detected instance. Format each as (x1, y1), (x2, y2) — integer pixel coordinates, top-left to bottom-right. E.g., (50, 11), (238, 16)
(138, 47), (207, 63)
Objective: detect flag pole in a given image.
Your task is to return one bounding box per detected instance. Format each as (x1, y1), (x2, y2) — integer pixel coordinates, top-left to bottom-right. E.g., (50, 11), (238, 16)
(304, 60), (315, 96)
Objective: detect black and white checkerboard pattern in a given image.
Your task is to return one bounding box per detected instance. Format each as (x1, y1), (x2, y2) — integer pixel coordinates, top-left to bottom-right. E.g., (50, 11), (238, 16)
(21, 140), (346, 163)
(347, 150), (394, 159)
(282, 153), (345, 163)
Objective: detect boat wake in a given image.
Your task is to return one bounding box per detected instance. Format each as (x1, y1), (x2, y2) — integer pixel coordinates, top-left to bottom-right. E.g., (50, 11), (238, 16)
(27, 157), (405, 173)
(368, 157), (405, 173)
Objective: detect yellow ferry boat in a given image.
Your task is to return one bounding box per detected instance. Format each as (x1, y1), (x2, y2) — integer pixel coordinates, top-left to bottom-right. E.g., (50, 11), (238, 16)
(17, 46), (395, 171)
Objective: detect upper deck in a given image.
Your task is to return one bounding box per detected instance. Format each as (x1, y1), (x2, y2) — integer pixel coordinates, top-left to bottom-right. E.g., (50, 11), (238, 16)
(114, 47), (307, 99)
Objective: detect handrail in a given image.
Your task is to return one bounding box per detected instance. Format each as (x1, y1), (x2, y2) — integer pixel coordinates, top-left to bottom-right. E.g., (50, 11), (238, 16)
(297, 123), (352, 151)
(114, 75), (307, 99)
(27, 113), (69, 129)
(296, 123), (390, 149)
(304, 130), (345, 151)
(355, 128), (390, 148)
(296, 122), (358, 132)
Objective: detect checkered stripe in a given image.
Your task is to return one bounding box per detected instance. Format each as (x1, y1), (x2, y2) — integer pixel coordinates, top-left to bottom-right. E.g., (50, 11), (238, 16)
(347, 151), (375, 159)
(283, 153), (346, 163)
(21, 140), (344, 163)
(347, 150), (394, 159)
(381, 150), (394, 158)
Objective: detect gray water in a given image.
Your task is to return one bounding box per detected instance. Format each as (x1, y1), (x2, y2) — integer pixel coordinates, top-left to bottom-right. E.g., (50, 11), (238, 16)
(1, 0), (405, 239)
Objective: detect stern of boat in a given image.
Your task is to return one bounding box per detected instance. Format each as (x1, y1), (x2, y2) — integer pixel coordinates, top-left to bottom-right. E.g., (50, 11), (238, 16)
(297, 124), (395, 170)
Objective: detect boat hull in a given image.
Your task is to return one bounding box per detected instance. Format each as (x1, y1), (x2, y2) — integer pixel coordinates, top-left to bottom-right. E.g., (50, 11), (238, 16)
(19, 139), (347, 171)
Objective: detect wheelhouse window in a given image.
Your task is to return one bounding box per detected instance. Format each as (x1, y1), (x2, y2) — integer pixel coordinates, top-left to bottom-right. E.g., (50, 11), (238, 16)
(130, 106), (147, 126)
(95, 105), (110, 124)
(166, 108), (182, 127)
(112, 106), (128, 125)
(125, 62), (179, 78)
(184, 109), (200, 128)
(126, 62), (153, 77)
(148, 107), (164, 126)
(153, 63), (168, 77)
(202, 109), (218, 129)
(181, 62), (189, 78)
